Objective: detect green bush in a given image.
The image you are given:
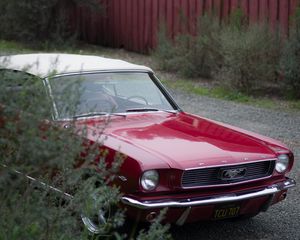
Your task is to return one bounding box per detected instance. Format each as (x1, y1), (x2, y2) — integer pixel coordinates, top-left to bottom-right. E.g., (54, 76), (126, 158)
(0, 0), (67, 43)
(0, 0), (101, 46)
(154, 15), (221, 78)
(280, 7), (300, 99)
(154, 9), (283, 95)
(0, 68), (124, 239)
(0, 62), (171, 239)
(215, 23), (280, 93)
(153, 24), (177, 72)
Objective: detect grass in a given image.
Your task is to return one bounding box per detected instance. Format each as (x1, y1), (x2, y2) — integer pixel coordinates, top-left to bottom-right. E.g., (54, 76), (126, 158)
(161, 77), (300, 111)
(1, 39), (299, 112)
(0, 40), (30, 53)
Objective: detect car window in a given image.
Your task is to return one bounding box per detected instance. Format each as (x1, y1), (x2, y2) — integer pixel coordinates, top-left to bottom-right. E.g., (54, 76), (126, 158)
(49, 72), (175, 119)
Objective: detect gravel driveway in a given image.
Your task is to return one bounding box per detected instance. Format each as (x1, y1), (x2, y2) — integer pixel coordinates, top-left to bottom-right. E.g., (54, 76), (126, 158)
(169, 89), (300, 240)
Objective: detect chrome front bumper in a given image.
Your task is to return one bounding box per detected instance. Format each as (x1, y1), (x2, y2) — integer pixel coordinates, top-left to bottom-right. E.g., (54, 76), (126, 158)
(121, 178), (296, 209)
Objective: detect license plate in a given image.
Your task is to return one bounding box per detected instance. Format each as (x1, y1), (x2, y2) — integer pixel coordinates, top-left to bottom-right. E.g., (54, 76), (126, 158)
(213, 205), (240, 220)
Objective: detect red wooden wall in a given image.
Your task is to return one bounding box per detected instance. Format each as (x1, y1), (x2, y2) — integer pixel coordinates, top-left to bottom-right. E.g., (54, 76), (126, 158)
(71, 0), (300, 53)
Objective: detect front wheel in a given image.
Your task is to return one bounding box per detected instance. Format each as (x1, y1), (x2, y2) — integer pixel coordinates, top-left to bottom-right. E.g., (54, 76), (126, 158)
(81, 208), (108, 235)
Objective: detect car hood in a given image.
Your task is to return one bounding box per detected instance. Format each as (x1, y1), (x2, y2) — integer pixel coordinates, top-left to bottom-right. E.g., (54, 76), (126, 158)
(74, 112), (284, 170)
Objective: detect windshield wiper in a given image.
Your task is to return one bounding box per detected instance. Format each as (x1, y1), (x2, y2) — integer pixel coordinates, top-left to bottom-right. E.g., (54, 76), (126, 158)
(126, 108), (159, 112)
(73, 112), (126, 119)
(126, 108), (178, 114)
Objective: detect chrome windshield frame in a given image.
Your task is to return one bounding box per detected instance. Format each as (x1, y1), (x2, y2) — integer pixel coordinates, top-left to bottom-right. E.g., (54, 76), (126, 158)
(44, 70), (182, 121)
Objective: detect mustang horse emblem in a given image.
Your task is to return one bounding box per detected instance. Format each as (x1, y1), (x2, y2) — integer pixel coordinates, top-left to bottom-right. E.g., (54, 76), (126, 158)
(221, 168), (247, 180)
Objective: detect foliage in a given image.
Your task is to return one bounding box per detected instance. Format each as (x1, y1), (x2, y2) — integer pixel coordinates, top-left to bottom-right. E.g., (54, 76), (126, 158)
(154, 9), (281, 94)
(215, 23), (280, 93)
(0, 68), (122, 239)
(154, 15), (220, 78)
(0, 0), (102, 46)
(136, 209), (172, 240)
(153, 24), (177, 72)
(0, 61), (171, 239)
(280, 7), (300, 99)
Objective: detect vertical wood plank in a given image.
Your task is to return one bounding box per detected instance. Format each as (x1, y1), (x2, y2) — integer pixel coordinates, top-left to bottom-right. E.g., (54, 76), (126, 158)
(195, 0), (205, 37)
(87, 8), (92, 41)
(259, 0), (269, 22)
(249, 0), (259, 23)
(174, 0), (180, 36)
(111, 0), (116, 47)
(196, 0), (205, 17)
(132, 0), (139, 51)
(279, 0), (290, 35)
(240, 0), (249, 17)
(96, 9), (102, 43)
(76, 6), (81, 40)
(152, 0), (159, 48)
(181, 0), (189, 33)
(138, 0), (145, 52)
(102, 0), (109, 46)
(113, 0), (120, 47)
(196, 0), (205, 34)
(103, 0), (109, 45)
(166, 0), (174, 38)
(158, 0), (167, 46)
(231, 0), (240, 10)
(290, 0), (299, 16)
(119, 0), (126, 48)
(269, 0), (279, 31)
(158, 0), (166, 24)
(189, 0), (197, 35)
(222, 0), (231, 20)
(91, 8), (97, 43)
(126, 0), (133, 50)
(104, 0), (110, 46)
(144, 0), (152, 50)
(213, 0), (222, 18)
(205, 0), (214, 13)
(81, 6), (87, 41)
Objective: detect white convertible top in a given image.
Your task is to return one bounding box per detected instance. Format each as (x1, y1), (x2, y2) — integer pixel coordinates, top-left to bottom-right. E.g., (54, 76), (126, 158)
(0, 53), (153, 78)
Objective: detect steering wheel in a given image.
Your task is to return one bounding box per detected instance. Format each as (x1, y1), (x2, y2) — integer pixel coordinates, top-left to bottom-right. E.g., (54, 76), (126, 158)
(127, 95), (149, 105)
(84, 98), (118, 111)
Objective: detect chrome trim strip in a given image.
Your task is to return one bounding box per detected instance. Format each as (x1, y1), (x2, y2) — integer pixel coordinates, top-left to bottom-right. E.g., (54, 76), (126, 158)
(121, 178), (296, 209)
(51, 69), (154, 78)
(183, 158), (277, 171)
(1, 164), (73, 200)
(181, 175), (274, 189)
(44, 77), (59, 120)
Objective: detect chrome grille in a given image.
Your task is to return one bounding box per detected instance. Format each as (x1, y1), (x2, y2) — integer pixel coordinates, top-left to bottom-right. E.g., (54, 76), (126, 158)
(181, 160), (275, 188)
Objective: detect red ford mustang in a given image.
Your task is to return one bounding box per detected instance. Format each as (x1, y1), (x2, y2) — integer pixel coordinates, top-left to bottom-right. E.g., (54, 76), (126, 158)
(0, 53), (296, 234)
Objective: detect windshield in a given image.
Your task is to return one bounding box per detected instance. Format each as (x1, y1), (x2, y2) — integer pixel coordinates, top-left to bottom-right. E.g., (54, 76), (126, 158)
(49, 72), (176, 119)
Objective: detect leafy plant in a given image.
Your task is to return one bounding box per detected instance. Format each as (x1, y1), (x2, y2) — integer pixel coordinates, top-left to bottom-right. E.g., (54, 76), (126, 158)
(153, 24), (177, 72)
(0, 0), (102, 47)
(136, 209), (172, 240)
(215, 23), (280, 93)
(154, 9), (283, 95)
(154, 15), (221, 78)
(0, 62), (171, 239)
(280, 7), (300, 99)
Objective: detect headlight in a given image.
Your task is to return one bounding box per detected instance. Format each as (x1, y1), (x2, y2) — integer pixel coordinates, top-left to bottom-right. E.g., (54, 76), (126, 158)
(275, 154), (290, 173)
(140, 170), (159, 191)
